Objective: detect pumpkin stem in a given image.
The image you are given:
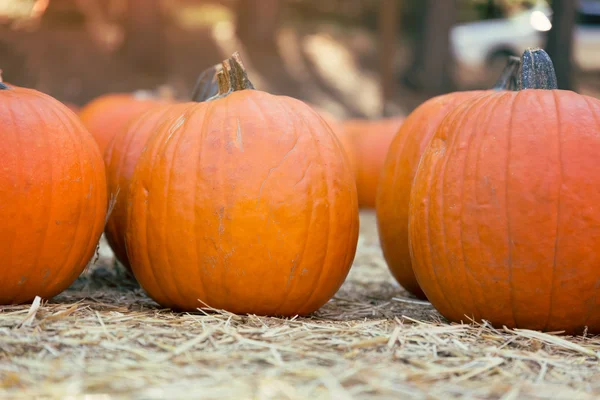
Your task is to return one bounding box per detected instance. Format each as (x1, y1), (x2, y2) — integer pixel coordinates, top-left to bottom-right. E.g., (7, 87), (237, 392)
(191, 63), (222, 102)
(518, 48), (558, 90)
(493, 56), (521, 91)
(205, 52), (255, 101)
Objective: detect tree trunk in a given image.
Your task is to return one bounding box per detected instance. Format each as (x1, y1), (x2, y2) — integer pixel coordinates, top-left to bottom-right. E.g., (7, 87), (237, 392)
(379, 0), (399, 117)
(126, 0), (166, 79)
(236, 0), (282, 47)
(403, 0), (456, 95)
(545, 0), (576, 90)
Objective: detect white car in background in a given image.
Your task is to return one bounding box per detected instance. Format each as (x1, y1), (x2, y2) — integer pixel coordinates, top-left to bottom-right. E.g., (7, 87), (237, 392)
(451, 0), (600, 74)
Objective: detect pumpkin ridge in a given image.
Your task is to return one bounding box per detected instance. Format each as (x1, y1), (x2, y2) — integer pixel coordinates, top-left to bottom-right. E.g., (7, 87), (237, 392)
(256, 95), (296, 315)
(454, 93), (505, 321)
(40, 101), (90, 293)
(137, 110), (182, 307)
(4, 97), (34, 303)
(412, 97), (481, 319)
(270, 96), (314, 316)
(18, 98), (61, 302)
(435, 94), (490, 320)
(192, 102), (214, 309)
(466, 92), (513, 321)
(581, 95), (600, 328)
(288, 99), (334, 315)
(159, 110), (194, 308)
(505, 91), (521, 328)
(543, 90), (565, 331)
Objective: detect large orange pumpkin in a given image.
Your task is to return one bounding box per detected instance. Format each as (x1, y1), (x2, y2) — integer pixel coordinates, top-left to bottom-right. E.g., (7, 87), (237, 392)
(343, 118), (405, 208)
(125, 54), (359, 315)
(376, 56), (521, 298)
(79, 92), (166, 155)
(104, 103), (191, 270)
(0, 80), (107, 305)
(409, 48), (600, 333)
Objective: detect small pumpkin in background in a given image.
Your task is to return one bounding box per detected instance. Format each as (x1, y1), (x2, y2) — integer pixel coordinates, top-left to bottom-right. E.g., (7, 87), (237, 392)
(342, 117), (405, 208)
(126, 53), (359, 316)
(79, 89), (172, 155)
(0, 77), (107, 305)
(409, 48), (600, 333)
(376, 57), (520, 298)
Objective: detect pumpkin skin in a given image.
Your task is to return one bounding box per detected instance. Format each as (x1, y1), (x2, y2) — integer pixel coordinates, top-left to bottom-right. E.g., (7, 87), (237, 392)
(409, 73), (600, 332)
(0, 83), (107, 305)
(79, 93), (164, 155)
(104, 103), (192, 270)
(375, 91), (484, 298)
(343, 118), (404, 208)
(126, 57), (359, 315)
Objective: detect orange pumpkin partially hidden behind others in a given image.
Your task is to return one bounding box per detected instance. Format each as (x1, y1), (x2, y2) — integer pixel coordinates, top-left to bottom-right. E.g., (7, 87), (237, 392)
(343, 118), (404, 208)
(79, 92), (166, 155)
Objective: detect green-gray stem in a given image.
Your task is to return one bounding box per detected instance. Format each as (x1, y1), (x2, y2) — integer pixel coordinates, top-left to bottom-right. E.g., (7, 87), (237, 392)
(518, 48), (558, 90)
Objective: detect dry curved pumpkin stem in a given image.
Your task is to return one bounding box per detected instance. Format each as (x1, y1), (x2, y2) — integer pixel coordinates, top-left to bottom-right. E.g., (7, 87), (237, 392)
(191, 63), (222, 102)
(518, 48), (558, 90)
(493, 56), (521, 91)
(207, 51), (255, 101)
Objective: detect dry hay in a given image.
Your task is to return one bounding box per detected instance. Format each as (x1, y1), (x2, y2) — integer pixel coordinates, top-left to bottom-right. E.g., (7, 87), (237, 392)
(1, 211), (600, 400)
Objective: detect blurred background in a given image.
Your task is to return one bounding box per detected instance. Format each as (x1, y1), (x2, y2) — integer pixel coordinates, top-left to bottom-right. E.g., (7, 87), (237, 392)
(0, 0), (598, 118)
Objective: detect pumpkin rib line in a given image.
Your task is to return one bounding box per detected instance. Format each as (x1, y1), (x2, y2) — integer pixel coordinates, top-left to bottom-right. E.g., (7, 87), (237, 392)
(290, 99), (333, 315)
(162, 108), (197, 308)
(16, 98), (60, 302)
(218, 96), (235, 313)
(437, 95), (487, 321)
(5, 96), (30, 303)
(192, 102), (212, 310)
(419, 105), (471, 321)
(141, 111), (176, 307)
(458, 94), (502, 322)
(47, 102), (95, 292)
(268, 96), (311, 316)
(244, 93), (280, 312)
(543, 91), (564, 332)
(581, 95), (600, 329)
(506, 92), (519, 328)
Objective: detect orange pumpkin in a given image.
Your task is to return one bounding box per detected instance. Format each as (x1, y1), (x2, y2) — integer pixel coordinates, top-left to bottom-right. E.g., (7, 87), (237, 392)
(409, 49), (600, 333)
(125, 53), (359, 315)
(376, 56), (521, 298)
(79, 92), (166, 155)
(343, 118), (404, 208)
(104, 103), (191, 270)
(0, 80), (107, 304)
(376, 93), (481, 298)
